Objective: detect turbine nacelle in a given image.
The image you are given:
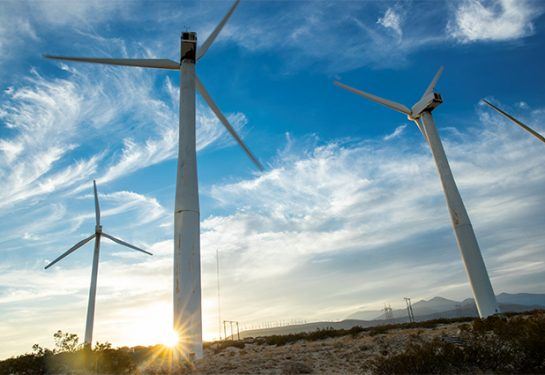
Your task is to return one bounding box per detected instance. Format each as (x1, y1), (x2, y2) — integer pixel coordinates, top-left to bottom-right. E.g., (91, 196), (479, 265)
(95, 224), (103, 234)
(409, 92), (443, 120)
(181, 32), (197, 63)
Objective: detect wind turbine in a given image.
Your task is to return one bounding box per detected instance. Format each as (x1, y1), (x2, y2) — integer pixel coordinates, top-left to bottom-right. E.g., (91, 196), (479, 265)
(334, 67), (500, 318)
(482, 99), (545, 145)
(45, 180), (152, 348)
(43, 0), (262, 358)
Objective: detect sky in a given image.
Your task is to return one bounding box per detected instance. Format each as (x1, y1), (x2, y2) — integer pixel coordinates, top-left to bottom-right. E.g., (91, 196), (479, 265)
(1, 0), (545, 359)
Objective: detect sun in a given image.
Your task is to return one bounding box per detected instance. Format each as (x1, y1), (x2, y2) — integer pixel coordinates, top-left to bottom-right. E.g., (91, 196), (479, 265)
(161, 329), (179, 348)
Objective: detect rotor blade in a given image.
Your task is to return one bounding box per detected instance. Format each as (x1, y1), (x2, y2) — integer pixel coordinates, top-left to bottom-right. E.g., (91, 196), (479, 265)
(43, 55), (180, 70)
(196, 0), (240, 61)
(44, 234), (96, 269)
(482, 99), (545, 145)
(334, 81), (411, 116)
(423, 66), (444, 97)
(413, 119), (429, 144)
(102, 233), (153, 256)
(93, 180), (100, 226)
(195, 74), (264, 171)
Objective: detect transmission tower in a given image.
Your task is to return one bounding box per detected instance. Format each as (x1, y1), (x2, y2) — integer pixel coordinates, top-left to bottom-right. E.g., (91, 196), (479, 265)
(384, 304), (394, 320)
(404, 297), (415, 323)
(223, 320), (240, 341)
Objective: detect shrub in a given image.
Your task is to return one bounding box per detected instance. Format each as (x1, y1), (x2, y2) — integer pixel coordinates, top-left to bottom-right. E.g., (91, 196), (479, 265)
(368, 311), (545, 374)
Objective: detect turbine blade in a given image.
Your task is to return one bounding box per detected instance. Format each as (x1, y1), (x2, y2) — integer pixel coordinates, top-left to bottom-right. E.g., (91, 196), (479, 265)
(93, 180), (100, 226)
(43, 55), (180, 70)
(423, 66), (444, 97)
(482, 99), (545, 145)
(196, 0), (240, 61)
(195, 74), (264, 171)
(334, 81), (411, 116)
(414, 119), (429, 144)
(44, 234), (96, 269)
(102, 233), (153, 256)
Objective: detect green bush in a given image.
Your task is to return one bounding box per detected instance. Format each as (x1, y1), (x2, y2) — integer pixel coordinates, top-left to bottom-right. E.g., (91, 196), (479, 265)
(368, 311), (545, 374)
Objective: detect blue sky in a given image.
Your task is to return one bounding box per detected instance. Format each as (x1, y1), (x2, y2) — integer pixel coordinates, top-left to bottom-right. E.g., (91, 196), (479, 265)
(1, 0), (545, 358)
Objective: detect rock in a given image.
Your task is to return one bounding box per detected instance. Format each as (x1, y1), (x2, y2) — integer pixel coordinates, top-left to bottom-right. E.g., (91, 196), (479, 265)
(281, 361), (313, 374)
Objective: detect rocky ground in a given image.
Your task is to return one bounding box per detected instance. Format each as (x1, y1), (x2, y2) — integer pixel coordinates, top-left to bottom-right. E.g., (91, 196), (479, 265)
(4, 312), (541, 374)
(175, 323), (464, 374)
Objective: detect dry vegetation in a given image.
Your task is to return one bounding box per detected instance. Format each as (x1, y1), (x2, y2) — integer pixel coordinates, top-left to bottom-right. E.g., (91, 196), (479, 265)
(1, 311), (544, 374)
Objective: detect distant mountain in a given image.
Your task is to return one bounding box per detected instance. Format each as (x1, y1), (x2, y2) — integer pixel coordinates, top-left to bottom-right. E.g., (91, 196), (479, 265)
(346, 309), (383, 321)
(348, 292), (545, 321)
(496, 292), (545, 307)
(238, 293), (545, 339)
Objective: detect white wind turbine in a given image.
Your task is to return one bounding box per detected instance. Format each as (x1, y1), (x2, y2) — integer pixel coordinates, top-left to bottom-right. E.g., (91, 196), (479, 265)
(482, 99), (545, 145)
(44, 0), (262, 358)
(45, 180), (152, 348)
(334, 67), (500, 318)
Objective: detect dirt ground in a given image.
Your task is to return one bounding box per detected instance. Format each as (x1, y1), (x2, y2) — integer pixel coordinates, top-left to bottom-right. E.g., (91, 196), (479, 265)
(149, 323), (465, 374)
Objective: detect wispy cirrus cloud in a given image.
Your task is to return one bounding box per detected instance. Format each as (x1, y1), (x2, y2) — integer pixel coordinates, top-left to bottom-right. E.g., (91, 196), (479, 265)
(199, 102), (545, 324)
(0, 56), (248, 207)
(1, 101), (545, 358)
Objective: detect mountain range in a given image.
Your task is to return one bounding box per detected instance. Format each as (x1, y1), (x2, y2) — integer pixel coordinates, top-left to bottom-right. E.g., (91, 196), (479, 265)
(237, 292), (545, 339)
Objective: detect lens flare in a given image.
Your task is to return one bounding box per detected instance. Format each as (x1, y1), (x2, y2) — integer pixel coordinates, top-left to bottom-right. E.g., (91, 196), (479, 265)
(162, 330), (179, 348)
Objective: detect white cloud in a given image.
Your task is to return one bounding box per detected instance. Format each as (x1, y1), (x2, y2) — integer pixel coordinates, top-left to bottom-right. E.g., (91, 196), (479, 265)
(1, 102), (545, 357)
(222, 2), (437, 71)
(384, 124), (408, 141)
(0, 70), (101, 208)
(377, 8), (403, 38)
(199, 102), (545, 324)
(448, 0), (542, 42)
(0, 51), (248, 207)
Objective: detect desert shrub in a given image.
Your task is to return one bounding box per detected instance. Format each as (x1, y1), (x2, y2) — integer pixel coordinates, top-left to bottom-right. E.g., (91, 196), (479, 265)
(95, 348), (136, 374)
(259, 326), (365, 346)
(53, 330), (80, 353)
(0, 353), (48, 375)
(368, 312), (545, 374)
(0, 333), (137, 375)
(207, 340), (246, 353)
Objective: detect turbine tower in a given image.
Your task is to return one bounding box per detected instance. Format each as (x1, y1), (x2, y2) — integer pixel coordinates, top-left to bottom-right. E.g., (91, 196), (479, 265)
(44, 0), (262, 358)
(45, 180), (152, 348)
(482, 99), (545, 145)
(335, 67), (500, 318)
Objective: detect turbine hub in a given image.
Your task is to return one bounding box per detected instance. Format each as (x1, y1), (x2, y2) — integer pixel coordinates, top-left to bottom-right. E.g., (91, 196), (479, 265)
(411, 92), (443, 117)
(181, 32), (197, 63)
(95, 225), (102, 234)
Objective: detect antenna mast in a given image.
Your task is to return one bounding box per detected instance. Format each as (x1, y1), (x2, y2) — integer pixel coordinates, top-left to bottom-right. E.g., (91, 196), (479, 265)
(217, 248), (222, 340)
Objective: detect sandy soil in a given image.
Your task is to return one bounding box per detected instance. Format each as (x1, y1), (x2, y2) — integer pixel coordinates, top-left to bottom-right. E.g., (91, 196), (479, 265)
(177, 323), (464, 374)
